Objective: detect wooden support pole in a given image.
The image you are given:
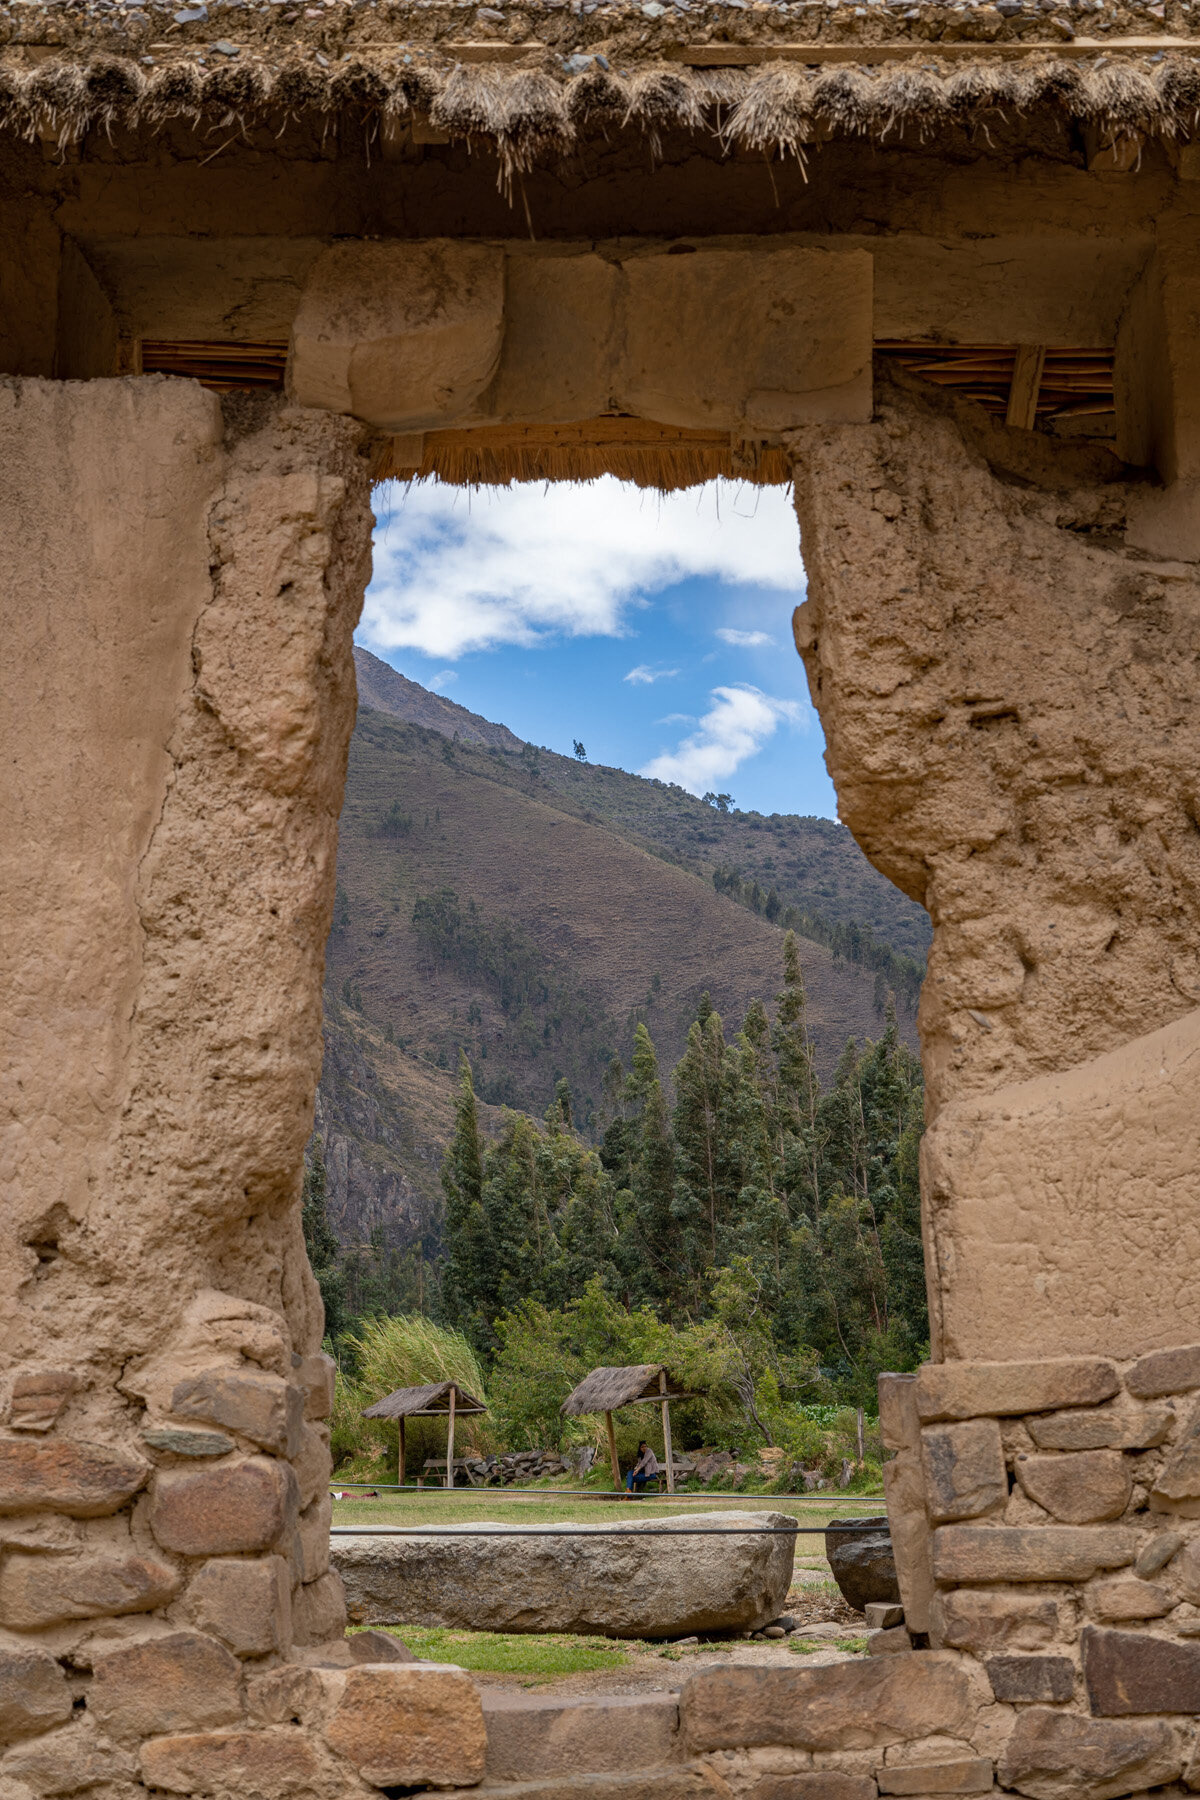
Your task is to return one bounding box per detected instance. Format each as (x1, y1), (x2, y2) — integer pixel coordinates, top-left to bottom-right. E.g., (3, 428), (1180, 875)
(659, 1371), (675, 1494)
(1006, 345), (1046, 431)
(605, 1410), (621, 1491)
(445, 1386), (456, 1490)
(399, 1416), (406, 1488)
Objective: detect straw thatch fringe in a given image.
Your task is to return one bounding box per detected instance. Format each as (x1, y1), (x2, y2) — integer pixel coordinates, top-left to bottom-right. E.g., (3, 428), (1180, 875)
(7, 48), (1200, 166)
(377, 428), (791, 491)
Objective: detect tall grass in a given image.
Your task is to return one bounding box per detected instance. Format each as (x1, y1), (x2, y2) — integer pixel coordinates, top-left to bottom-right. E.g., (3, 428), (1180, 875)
(332, 1315), (493, 1480)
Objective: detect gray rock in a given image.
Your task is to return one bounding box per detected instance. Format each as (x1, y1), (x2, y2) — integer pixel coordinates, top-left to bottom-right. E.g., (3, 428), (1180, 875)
(332, 1513), (795, 1640)
(825, 1516), (899, 1611)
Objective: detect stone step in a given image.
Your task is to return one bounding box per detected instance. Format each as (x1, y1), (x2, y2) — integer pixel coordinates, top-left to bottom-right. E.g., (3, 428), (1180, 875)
(482, 1692), (682, 1782)
(431, 1767), (713, 1800)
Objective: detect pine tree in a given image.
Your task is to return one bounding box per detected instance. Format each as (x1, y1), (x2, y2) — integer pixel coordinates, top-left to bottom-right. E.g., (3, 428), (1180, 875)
(301, 1137), (346, 1344)
(441, 1053), (485, 1332)
(625, 1024), (678, 1311)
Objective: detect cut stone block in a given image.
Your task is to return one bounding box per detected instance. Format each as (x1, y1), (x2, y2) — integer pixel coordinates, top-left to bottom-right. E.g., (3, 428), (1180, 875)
(1133, 1530), (1184, 1577)
(921, 1419), (1007, 1522)
(482, 1692), (679, 1782)
(1150, 1395), (1200, 1513)
(169, 1371), (304, 1458)
(914, 1360), (1119, 1423)
(1126, 1343), (1200, 1398)
(985, 1655), (1075, 1703)
(150, 1456), (297, 1555)
(931, 1525), (1136, 1583)
(347, 1630), (415, 1665)
(142, 1427), (236, 1457)
(865, 1604), (906, 1631)
(290, 240), (505, 431)
(0, 1647), (73, 1746)
(882, 1449), (934, 1634)
(867, 1626), (912, 1655)
(435, 1776), (714, 1800)
(140, 1727), (328, 1796)
(1027, 1407), (1173, 1451)
(998, 1707), (1181, 1800)
(292, 1569), (347, 1646)
(0, 1439), (149, 1516)
(295, 1491), (332, 1583)
(876, 1761), (993, 1795)
(294, 1424), (331, 1511)
(187, 1555), (292, 1656)
(879, 1374), (921, 1454)
(6, 1371), (78, 1432)
(3, 1718), (138, 1790)
(1082, 1623), (1200, 1714)
(751, 1779), (876, 1800)
(89, 1631), (243, 1742)
(1013, 1451), (1132, 1523)
(295, 1353), (336, 1422)
(0, 1548), (180, 1628)
(1084, 1576), (1172, 1620)
(679, 1655), (970, 1752)
(619, 248), (872, 432)
(930, 1588), (1059, 1654)
(486, 252), (619, 425)
(319, 1664), (486, 1789)
(1168, 1536), (1200, 1601)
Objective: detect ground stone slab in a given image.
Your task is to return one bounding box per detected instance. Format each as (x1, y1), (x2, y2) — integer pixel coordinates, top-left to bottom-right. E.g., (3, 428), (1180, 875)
(679, 1654), (971, 1752)
(332, 1514), (794, 1639)
(1082, 1624), (1200, 1714)
(997, 1706), (1182, 1800)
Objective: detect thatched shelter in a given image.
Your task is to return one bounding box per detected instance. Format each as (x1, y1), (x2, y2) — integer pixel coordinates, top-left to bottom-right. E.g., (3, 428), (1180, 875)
(561, 1365), (694, 1493)
(363, 1380), (488, 1490)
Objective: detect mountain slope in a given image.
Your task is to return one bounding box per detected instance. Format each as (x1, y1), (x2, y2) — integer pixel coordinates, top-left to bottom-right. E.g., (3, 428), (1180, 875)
(353, 648), (522, 753)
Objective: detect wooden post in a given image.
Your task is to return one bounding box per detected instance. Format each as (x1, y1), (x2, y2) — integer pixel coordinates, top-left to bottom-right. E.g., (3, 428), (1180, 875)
(445, 1386), (456, 1490)
(855, 1406), (865, 1466)
(605, 1410), (621, 1491)
(659, 1370), (675, 1494)
(398, 1416), (406, 1488)
(1006, 344), (1046, 431)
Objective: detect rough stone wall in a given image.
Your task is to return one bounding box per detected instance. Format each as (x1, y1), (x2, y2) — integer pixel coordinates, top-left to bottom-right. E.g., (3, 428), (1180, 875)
(0, 379), (489, 1799)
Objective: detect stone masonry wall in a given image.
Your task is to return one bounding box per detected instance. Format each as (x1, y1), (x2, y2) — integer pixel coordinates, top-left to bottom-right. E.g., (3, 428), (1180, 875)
(0, 378), (486, 1800)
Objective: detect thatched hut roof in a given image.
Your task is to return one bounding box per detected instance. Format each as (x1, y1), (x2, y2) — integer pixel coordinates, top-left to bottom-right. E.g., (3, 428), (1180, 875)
(561, 1364), (693, 1417)
(362, 1379), (488, 1420)
(1, 0), (1198, 174)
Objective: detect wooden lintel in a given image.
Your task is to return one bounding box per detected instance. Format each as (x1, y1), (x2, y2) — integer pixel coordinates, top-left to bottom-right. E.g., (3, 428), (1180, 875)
(1006, 344), (1046, 431)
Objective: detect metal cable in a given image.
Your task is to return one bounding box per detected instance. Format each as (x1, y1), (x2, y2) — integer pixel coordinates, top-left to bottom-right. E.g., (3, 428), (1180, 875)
(330, 1482), (880, 1503)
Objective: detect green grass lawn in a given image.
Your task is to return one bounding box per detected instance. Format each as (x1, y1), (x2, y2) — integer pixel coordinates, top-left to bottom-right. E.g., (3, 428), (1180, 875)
(330, 1492), (883, 1532)
(357, 1623), (630, 1679)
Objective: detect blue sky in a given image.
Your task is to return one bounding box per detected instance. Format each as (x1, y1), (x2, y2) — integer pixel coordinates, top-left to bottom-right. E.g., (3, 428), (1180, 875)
(356, 477), (839, 819)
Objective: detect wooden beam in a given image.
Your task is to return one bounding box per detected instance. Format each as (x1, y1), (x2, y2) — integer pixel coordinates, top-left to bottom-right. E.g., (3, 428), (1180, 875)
(659, 1371), (675, 1496)
(605, 1410), (621, 1492)
(1006, 345), (1046, 431)
(445, 1385), (456, 1491)
(432, 34), (1199, 66)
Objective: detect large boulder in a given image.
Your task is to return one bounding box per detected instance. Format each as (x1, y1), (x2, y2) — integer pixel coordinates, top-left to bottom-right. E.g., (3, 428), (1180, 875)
(825, 1517), (899, 1613)
(332, 1513), (795, 1640)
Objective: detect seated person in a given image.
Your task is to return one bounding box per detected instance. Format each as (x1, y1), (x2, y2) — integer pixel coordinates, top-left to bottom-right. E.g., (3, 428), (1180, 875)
(625, 1440), (659, 1494)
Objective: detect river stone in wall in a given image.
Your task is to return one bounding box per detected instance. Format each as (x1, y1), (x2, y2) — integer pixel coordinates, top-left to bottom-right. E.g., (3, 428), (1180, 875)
(333, 1513), (795, 1639)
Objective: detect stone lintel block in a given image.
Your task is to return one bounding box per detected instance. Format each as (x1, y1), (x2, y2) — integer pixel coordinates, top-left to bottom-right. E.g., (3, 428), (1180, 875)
(876, 1761), (992, 1795)
(482, 1691), (679, 1782)
(294, 1354), (335, 1422)
(170, 1371), (304, 1458)
(752, 1778), (877, 1800)
(1013, 1451), (1132, 1524)
(879, 1376), (921, 1454)
(679, 1656), (970, 1753)
(985, 1655), (1075, 1704)
(140, 1727), (328, 1796)
(914, 1360), (1119, 1423)
(1126, 1343), (1200, 1398)
(1085, 1575), (1173, 1620)
(292, 1569), (347, 1647)
(187, 1556), (292, 1657)
(1082, 1623), (1200, 1715)
(929, 1588), (1059, 1654)
(150, 1456), (298, 1556)
(0, 1647), (73, 1746)
(142, 1427), (236, 1458)
(0, 1438), (149, 1516)
(931, 1525), (1136, 1584)
(921, 1419), (1007, 1523)
(6, 1370), (78, 1432)
(289, 240), (505, 432)
(319, 1664), (486, 1789)
(998, 1707), (1181, 1800)
(0, 1548), (181, 1628)
(89, 1631), (244, 1742)
(1027, 1406), (1173, 1451)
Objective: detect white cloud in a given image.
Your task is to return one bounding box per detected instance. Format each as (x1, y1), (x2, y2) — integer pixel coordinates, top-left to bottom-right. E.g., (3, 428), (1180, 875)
(624, 664), (680, 686)
(360, 478), (802, 660)
(716, 627), (774, 648)
(428, 669), (457, 690)
(641, 685), (807, 795)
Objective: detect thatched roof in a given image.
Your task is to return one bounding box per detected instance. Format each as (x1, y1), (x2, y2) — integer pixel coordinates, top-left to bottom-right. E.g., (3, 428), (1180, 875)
(362, 1379), (488, 1420)
(561, 1364), (694, 1416)
(2, 5), (1199, 175)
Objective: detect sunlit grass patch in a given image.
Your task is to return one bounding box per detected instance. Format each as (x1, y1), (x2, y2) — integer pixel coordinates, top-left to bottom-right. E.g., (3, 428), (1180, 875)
(357, 1624), (629, 1678)
(834, 1637), (869, 1654)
